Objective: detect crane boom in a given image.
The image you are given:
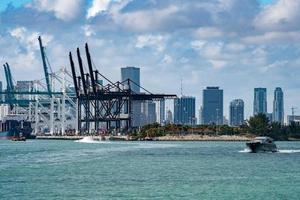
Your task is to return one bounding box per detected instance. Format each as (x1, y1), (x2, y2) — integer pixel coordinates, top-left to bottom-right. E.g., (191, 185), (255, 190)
(38, 36), (52, 97)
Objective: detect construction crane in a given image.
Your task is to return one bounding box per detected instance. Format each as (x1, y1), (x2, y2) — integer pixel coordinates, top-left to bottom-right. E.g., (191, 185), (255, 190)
(38, 36), (52, 97)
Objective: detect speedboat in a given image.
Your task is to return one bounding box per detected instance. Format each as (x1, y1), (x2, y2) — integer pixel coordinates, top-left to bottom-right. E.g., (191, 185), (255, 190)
(246, 137), (278, 153)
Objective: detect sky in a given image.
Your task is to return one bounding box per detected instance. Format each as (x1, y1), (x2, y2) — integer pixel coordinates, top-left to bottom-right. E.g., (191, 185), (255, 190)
(0, 0), (299, 121)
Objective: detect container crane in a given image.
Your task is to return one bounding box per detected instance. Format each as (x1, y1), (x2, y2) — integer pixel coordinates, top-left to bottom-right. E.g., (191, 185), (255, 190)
(38, 36), (52, 97)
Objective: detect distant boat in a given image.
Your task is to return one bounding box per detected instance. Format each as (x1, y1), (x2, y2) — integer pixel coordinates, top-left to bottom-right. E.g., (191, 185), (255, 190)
(246, 137), (278, 153)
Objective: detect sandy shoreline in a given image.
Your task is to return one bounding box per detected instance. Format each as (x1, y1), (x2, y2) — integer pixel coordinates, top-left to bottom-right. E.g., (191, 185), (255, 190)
(36, 134), (254, 141)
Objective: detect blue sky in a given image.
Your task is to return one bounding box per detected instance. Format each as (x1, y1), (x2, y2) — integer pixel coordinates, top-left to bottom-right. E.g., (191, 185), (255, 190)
(0, 0), (299, 121)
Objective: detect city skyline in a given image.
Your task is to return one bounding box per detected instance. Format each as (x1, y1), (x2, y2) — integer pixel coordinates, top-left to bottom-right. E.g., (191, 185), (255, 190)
(0, 0), (299, 120)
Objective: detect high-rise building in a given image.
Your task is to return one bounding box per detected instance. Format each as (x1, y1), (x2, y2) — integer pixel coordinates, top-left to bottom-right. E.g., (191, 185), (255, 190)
(166, 109), (173, 124)
(0, 81), (2, 102)
(174, 96), (196, 125)
(229, 99), (244, 126)
(198, 106), (203, 125)
(159, 99), (165, 125)
(202, 87), (223, 125)
(140, 101), (157, 125)
(121, 67), (140, 93)
(273, 87), (284, 124)
(253, 88), (267, 115)
(121, 67), (141, 127)
(16, 81), (33, 100)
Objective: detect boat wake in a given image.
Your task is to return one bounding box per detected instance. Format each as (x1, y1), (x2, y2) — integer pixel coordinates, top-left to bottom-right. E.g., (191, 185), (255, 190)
(74, 137), (106, 144)
(239, 149), (251, 153)
(277, 150), (300, 154)
(239, 149), (300, 153)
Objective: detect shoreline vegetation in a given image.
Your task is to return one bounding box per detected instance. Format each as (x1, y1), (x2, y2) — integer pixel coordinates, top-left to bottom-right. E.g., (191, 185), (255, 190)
(35, 114), (300, 141)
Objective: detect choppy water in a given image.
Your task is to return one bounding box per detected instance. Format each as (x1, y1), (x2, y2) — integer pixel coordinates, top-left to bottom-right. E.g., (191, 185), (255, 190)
(1, 140), (300, 200)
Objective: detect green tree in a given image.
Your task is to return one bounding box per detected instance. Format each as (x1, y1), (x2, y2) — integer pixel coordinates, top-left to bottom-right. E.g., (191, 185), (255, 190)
(247, 113), (269, 136)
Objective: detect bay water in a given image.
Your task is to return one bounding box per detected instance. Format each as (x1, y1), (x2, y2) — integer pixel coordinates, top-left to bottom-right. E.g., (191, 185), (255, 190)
(1, 140), (300, 199)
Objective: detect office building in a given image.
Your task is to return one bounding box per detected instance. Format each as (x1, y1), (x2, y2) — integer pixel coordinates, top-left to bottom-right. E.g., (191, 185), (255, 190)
(174, 96), (196, 125)
(16, 81), (33, 100)
(0, 81), (2, 102)
(166, 110), (173, 124)
(229, 99), (244, 126)
(273, 87), (284, 124)
(202, 87), (223, 125)
(287, 115), (300, 125)
(253, 88), (267, 115)
(140, 101), (157, 125)
(121, 66), (141, 127)
(159, 99), (165, 125)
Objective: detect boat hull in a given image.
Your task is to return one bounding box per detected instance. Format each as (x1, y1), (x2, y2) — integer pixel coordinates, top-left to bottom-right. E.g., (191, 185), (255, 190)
(246, 142), (277, 153)
(0, 131), (13, 140)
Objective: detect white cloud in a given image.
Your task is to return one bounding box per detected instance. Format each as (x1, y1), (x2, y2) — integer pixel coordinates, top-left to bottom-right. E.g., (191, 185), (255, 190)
(112, 5), (179, 31)
(9, 27), (53, 51)
(135, 34), (167, 52)
(243, 31), (300, 44)
(161, 54), (173, 64)
(194, 27), (223, 39)
(29, 0), (83, 21)
(87, 0), (113, 19)
(254, 0), (300, 31)
(82, 25), (96, 37)
(191, 40), (206, 50)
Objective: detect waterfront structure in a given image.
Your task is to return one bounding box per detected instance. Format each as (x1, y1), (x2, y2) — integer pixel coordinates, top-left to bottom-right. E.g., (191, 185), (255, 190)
(121, 66), (142, 127)
(174, 96), (196, 125)
(229, 99), (244, 126)
(273, 87), (284, 124)
(202, 87), (223, 125)
(253, 88), (267, 115)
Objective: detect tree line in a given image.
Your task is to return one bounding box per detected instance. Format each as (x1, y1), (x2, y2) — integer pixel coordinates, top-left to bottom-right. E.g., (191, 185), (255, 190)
(132, 113), (300, 140)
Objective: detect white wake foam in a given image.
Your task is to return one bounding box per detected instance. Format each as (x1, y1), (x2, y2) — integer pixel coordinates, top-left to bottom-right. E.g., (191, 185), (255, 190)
(239, 148), (251, 153)
(277, 150), (300, 154)
(239, 148), (300, 153)
(74, 136), (106, 144)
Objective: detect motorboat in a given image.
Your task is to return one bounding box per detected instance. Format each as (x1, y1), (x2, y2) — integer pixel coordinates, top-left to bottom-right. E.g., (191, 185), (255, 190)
(246, 137), (278, 153)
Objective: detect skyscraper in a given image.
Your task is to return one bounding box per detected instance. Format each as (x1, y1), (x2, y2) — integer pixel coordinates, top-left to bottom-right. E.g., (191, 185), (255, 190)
(253, 88), (267, 115)
(166, 109), (173, 124)
(121, 67), (140, 93)
(121, 67), (141, 127)
(16, 81), (33, 100)
(174, 96), (196, 125)
(273, 87), (284, 124)
(0, 81), (2, 102)
(159, 99), (165, 125)
(229, 99), (244, 126)
(202, 87), (223, 125)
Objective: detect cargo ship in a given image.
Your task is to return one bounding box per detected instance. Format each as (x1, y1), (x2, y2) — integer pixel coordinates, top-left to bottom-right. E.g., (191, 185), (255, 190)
(0, 115), (34, 140)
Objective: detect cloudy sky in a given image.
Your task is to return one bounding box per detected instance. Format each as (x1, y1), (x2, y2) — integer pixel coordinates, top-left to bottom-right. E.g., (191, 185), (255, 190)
(0, 0), (299, 120)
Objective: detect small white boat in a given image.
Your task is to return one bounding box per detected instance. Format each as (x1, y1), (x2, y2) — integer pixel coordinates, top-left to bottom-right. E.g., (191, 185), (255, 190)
(246, 137), (278, 153)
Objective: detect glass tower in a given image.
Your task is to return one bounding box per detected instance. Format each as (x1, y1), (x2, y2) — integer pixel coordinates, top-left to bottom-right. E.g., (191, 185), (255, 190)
(202, 87), (223, 125)
(174, 96), (196, 125)
(253, 88), (267, 115)
(229, 99), (244, 126)
(273, 87), (284, 124)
